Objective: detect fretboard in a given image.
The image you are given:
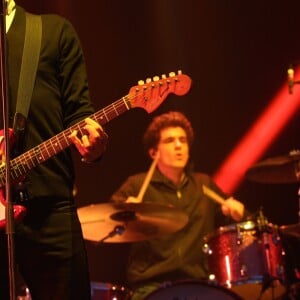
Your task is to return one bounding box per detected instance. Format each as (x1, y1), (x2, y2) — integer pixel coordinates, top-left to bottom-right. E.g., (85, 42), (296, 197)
(0, 96), (131, 186)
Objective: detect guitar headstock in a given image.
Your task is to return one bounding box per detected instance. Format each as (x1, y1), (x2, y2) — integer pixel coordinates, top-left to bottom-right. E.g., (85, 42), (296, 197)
(128, 71), (192, 113)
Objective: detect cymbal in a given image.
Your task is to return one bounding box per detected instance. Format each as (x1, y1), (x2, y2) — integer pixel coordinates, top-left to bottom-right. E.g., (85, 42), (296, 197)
(77, 202), (189, 243)
(280, 223), (300, 238)
(246, 152), (300, 184)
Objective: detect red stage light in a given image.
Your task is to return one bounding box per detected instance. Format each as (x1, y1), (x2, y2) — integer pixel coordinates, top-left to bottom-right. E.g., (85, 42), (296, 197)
(213, 68), (300, 194)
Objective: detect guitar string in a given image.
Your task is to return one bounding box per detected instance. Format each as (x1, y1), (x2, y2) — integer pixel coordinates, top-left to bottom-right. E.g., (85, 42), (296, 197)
(9, 98), (130, 181)
(0, 75), (181, 183)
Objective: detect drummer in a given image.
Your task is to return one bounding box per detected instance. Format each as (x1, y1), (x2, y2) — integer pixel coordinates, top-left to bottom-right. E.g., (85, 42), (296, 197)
(110, 111), (246, 300)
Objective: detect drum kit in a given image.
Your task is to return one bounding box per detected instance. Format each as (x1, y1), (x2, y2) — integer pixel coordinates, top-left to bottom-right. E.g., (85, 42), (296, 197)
(78, 152), (300, 300)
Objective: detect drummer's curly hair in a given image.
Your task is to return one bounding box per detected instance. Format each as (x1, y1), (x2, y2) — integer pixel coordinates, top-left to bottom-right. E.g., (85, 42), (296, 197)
(143, 111), (194, 154)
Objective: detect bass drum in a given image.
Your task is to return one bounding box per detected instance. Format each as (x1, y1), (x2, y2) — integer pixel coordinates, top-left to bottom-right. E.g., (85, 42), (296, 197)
(144, 280), (242, 300)
(90, 282), (132, 300)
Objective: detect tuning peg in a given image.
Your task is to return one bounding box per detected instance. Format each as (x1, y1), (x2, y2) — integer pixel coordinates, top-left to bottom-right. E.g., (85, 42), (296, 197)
(153, 76), (159, 81)
(177, 70), (182, 75)
(169, 72), (176, 77)
(146, 78), (152, 83)
(138, 80), (145, 85)
(161, 74), (167, 79)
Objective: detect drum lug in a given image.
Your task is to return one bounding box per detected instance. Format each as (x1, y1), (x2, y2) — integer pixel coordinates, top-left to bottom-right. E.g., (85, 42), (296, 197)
(272, 233), (281, 245)
(202, 243), (212, 255)
(236, 224), (242, 245)
(276, 264), (285, 278)
(208, 273), (217, 283)
(240, 264), (248, 277)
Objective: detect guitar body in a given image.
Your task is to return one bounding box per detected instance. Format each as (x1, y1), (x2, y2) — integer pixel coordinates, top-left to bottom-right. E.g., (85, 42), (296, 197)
(0, 71), (192, 230)
(0, 197), (27, 229)
(0, 129), (27, 228)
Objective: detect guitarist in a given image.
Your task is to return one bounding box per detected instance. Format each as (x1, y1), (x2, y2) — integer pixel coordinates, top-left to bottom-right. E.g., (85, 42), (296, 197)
(0, 1), (108, 299)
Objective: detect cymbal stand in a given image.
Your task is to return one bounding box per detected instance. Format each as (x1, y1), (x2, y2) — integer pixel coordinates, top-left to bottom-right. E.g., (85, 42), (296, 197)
(288, 64), (300, 94)
(296, 161), (300, 223)
(257, 208), (277, 300)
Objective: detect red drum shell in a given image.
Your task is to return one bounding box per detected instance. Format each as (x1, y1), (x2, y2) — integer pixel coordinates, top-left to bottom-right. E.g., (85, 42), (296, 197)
(203, 221), (286, 300)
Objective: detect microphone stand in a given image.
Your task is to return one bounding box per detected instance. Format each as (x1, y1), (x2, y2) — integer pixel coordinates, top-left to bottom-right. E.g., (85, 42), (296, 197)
(287, 64), (300, 94)
(0, 1), (16, 299)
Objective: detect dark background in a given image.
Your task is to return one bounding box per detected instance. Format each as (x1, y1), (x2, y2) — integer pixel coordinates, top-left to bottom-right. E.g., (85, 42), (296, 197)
(17, 0), (300, 285)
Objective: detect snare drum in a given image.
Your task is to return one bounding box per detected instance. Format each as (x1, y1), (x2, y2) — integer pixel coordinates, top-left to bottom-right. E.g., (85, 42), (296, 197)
(203, 221), (286, 300)
(90, 282), (132, 300)
(144, 280), (242, 300)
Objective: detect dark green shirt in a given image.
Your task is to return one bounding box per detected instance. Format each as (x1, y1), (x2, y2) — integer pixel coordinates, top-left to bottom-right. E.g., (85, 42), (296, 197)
(4, 6), (94, 200)
(111, 168), (229, 285)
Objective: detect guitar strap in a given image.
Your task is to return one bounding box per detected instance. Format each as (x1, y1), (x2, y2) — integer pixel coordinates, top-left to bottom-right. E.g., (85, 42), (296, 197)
(12, 13), (42, 201)
(13, 13), (42, 155)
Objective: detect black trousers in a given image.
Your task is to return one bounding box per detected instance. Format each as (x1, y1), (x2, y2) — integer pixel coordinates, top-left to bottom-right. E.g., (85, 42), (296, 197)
(0, 198), (91, 300)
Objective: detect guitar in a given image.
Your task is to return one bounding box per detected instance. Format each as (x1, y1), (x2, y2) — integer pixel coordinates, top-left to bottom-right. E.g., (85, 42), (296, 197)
(0, 71), (192, 228)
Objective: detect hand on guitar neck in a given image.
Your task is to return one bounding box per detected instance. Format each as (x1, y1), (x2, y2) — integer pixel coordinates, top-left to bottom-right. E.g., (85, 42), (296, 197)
(0, 71), (192, 229)
(69, 117), (108, 163)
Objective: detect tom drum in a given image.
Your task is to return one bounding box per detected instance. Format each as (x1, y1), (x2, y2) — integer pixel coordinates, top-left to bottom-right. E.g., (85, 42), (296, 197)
(203, 221), (286, 300)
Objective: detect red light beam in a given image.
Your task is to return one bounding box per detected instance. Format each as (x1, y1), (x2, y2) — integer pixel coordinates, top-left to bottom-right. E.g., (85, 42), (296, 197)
(213, 68), (300, 194)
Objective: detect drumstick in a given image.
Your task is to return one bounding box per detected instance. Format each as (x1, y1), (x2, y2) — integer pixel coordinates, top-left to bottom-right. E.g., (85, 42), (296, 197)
(126, 153), (159, 203)
(203, 185), (245, 222)
(202, 184), (227, 206)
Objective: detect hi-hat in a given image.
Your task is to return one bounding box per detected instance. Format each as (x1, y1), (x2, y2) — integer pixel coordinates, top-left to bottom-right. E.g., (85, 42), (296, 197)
(78, 202), (189, 243)
(246, 151), (300, 184)
(280, 223), (300, 238)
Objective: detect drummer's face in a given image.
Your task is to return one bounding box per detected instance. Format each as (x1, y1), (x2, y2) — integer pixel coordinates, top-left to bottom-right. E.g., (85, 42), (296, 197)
(154, 126), (189, 170)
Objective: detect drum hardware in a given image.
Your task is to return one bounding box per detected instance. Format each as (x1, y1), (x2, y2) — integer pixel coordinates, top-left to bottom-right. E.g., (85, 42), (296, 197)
(279, 180), (300, 298)
(98, 225), (126, 243)
(271, 231), (281, 246)
(236, 224), (242, 245)
(245, 153), (300, 298)
(280, 224), (300, 239)
(246, 151), (300, 237)
(77, 202), (188, 243)
(280, 226), (300, 298)
(256, 207), (271, 233)
(240, 264), (249, 278)
(298, 184), (300, 223)
(255, 210), (285, 299)
(90, 282), (132, 300)
(280, 185), (300, 239)
(202, 242), (212, 255)
(17, 286), (31, 300)
(258, 273), (280, 300)
(203, 219), (286, 300)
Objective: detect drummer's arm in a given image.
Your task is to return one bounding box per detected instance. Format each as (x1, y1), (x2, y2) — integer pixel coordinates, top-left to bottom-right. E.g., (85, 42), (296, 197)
(110, 186), (131, 204)
(125, 196), (142, 203)
(221, 197), (245, 222)
(110, 176), (140, 204)
(205, 178), (246, 222)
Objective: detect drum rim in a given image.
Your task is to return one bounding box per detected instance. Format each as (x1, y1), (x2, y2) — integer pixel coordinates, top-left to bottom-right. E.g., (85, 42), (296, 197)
(90, 281), (132, 295)
(203, 221), (256, 241)
(203, 221), (279, 241)
(144, 279), (243, 299)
